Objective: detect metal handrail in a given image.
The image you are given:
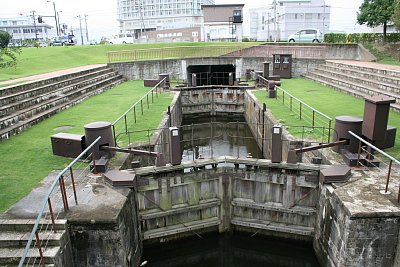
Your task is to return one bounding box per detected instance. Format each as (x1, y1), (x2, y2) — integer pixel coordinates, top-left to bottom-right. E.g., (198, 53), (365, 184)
(275, 86), (332, 121)
(18, 136), (102, 267)
(112, 78), (166, 126)
(348, 131), (400, 165)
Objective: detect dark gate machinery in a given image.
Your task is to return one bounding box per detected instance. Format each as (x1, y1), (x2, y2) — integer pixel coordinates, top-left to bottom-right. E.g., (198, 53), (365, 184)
(51, 66), (397, 184)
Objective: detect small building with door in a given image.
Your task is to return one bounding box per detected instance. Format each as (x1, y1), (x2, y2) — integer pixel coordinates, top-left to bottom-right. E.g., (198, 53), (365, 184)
(201, 4), (244, 42)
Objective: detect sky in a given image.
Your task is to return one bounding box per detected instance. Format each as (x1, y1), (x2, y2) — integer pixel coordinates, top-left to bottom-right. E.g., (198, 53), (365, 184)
(0, 0), (364, 40)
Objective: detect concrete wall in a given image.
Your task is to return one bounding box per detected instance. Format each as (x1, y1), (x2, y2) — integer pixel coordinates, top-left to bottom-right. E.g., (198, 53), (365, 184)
(314, 185), (400, 267)
(69, 189), (141, 267)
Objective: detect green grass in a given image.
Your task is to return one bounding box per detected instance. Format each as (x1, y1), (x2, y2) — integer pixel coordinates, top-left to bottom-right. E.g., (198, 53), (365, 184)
(253, 78), (400, 158)
(0, 42), (260, 82)
(0, 80), (173, 212)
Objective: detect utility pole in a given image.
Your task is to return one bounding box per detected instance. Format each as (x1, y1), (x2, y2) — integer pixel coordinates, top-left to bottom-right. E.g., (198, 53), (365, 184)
(47, 1), (59, 36)
(273, 0), (277, 42)
(84, 15), (89, 42)
(267, 12), (270, 41)
(322, 1), (326, 33)
(30, 10), (38, 41)
(77, 15), (84, 45)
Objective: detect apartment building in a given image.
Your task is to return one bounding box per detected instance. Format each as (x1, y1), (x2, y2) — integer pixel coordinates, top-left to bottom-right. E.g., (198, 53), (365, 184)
(250, 0), (330, 41)
(117, 0), (215, 39)
(0, 15), (54, 45)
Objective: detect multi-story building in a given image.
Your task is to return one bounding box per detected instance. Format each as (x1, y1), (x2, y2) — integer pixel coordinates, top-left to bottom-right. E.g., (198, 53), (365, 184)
(117, 0), (215, 39)
(250, 0), (330, 41)
(201, 4), (244, 42)
(0, 15), (54, 45)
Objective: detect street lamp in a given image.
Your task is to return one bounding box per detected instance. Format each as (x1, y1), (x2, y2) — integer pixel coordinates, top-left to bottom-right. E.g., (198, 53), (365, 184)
(47, 1), (59, 36)
(76, 15), (84, 45)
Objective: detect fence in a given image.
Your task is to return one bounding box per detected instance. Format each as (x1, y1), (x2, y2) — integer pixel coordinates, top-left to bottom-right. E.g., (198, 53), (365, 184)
(349, 131), (400, 203)
(112, 78), (166, 147)
(274, 86), (333, 143)
(19, 136), (101, 267)
(107, 45), (252, 63)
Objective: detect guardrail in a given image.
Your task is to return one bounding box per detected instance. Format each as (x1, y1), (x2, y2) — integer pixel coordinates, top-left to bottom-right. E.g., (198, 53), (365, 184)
(19, 136), (102, 266)
(107, 45), (252, 63)
(274, 86), (333, 143)
(112, 78), (166, 147)
(349, 131), (400, 203)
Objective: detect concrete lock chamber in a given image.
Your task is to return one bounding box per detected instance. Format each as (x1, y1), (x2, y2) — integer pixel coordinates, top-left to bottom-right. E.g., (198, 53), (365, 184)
(84, 121), (115, 159)
(333, 116), (363, 153)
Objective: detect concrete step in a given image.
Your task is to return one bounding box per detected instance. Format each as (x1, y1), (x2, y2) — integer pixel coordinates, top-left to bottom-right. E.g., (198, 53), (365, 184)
(0, 246), (59, 265)
(143, 217), (220, 240)
(321, 64), (400, 87)
(0, 219), (67, 232)
(305, 72), (400, 112)
(0, 231), (64, 248)
(0, 71), (118, 117)
(0, 65), (108, 98)
(315, 67), (400, 95)
(0, 68), (114, 107)
(0, 74), (121, 128)
(326, 60), (400, 79)
(231, 217), (314, 236)
(0, 77), (125, 140)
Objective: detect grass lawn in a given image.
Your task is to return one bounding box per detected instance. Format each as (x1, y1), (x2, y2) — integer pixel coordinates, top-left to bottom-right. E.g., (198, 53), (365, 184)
(0, 80), (173, 212)
(0, 42), (260, 82)
(253, 78), (400, 158)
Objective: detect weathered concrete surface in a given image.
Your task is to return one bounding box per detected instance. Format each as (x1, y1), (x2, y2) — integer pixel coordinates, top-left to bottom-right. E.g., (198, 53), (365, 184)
(1, 172), (142, 267)
(314, 169), (400, 267)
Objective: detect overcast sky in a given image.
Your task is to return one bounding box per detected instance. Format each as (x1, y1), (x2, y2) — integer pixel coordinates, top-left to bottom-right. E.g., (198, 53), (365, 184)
(0, 0), (364, 40)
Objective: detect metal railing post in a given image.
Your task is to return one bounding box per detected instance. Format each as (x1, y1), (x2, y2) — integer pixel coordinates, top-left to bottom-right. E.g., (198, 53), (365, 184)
(70, 167), (78, 205)
(59, 176), (68, 211)
(60, 175), (69, 211)
(385, 160), (393, 193)
(299, 103), (302, 120)
(47, 198), (56, 233)
(357, 140), (362, 167)
(312, 111), (315, 128)
(35, 231), (45, 266)
(124, 115), (128, 135)
(328, 120), (332, 143)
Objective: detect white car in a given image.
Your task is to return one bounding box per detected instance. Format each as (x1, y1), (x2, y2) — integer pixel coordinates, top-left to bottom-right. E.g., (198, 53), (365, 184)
(288, 29), (323, 43)
(108, 33), (134, 44)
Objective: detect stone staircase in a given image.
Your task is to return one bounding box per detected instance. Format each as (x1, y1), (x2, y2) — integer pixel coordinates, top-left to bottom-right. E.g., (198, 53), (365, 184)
(305, 60), (400, 111)
(0, 66), (125, 140)
(0, 219), (70, 267)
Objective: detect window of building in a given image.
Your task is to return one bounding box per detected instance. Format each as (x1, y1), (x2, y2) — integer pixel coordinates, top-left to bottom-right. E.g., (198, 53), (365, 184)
(295, 14), (298, 19)
(23, 29), (30, 33)
(2, 21), (7, 26)
(192, 31), (198, 37)
(12, 21), (17, 25)
(13, 29), (20, 33)
(318, 13), (321, 19)
(306, 13), (312, 20)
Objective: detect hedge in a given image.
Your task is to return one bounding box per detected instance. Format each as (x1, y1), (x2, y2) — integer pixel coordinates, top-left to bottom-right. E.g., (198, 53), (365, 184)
(324, 33), (400, 43)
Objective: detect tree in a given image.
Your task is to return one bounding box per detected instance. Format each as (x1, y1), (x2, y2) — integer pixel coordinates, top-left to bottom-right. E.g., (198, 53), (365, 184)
(0, 30), (21, 68)
(357, 0), (395, 42)
(393, 0), (400, 30)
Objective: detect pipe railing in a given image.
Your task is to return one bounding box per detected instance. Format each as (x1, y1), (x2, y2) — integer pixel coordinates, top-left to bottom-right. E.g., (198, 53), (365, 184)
(275, 86), (333, 142)
(112, 78), (166, 147)
(19, 136), (102, 266)
(349, 131), (400, 203)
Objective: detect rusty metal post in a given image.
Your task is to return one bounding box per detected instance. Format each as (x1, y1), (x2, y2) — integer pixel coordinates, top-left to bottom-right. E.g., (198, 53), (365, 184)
(328, 120), (332, 143)
(357, 140), (362, 167)
(282, 91), (285, 104)
(299, 103), (302, 120)
(385, 160), (393, 193)
(124, 115), (128, 135)
(35, 231), (45, 266)
(92, 151), (97, 174)
(70, 167), (78, 205)
(60, 175), (69, 211)
(112, 124), (117, 148)
(290, 97), (293, 112)
(134, 106), (137, 123)
(47, 198), (56, 233)
(312, 111), (315, 128)
(167, 106), (172, 128)
(141, 100), (144, 115)
(146, 94), (149, 109)
(59, 177), (68, 211)
(151, 90), (154, 103)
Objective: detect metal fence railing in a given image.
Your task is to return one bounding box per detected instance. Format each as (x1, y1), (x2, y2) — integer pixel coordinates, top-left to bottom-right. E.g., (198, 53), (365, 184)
(18, 136), (101, 266)
(349, 131), (400, 203)
(107, 45), (252, 63)
(274, 86), (333, 143)
(112, 78), (166, 147)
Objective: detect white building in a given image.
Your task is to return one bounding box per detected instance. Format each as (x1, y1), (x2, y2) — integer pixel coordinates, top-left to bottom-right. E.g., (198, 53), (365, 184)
(0, 15), (54, 45)
(250, 0), (330, 41)
(117, 0), (215, 39)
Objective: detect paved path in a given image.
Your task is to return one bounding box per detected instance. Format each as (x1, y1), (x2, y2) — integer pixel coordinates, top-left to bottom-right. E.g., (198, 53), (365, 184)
(0, 64), (107, 86)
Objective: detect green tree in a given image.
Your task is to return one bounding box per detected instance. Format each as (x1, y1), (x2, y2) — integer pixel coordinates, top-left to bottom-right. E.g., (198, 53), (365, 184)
(0, 30), (21, 68)
(393, 0), (400, 30)
(357, 0), (395, 42)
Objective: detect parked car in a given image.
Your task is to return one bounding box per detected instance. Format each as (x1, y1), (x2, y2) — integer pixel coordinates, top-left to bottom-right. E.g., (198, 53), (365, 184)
(108, 33), (134, 44)
(50, 35), (77, 46)
(288, 29), (323, 43)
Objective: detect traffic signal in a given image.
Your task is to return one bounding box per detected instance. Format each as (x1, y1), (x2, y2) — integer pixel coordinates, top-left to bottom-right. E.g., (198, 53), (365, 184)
(38, 16), (43, 23)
